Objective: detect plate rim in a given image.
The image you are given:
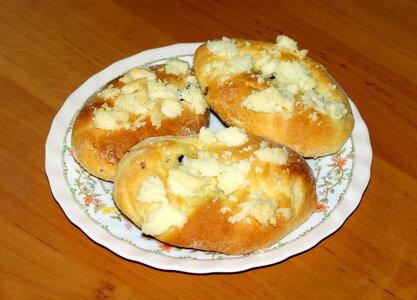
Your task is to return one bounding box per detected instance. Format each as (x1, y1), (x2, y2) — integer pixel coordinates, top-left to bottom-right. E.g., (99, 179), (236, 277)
(45, 42), (372, 274)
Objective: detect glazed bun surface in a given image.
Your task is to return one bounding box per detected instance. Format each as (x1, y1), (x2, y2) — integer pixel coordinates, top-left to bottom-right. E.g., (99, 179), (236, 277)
(194, 36), (354, 157)
(71, 59), (209, 181)
(113, 127), (317, 255)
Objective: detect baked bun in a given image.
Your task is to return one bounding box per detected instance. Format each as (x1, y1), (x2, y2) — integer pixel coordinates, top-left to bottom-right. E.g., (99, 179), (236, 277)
(194, 35), (354, 157)
(113, 127), (317, 255)
(71, 59), (209, 181)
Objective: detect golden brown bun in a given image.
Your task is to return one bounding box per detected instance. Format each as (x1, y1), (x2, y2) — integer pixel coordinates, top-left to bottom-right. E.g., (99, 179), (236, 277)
(113, 129), (317, 255)
(71, 63), (209, 181)
(194, 37), (354, 157)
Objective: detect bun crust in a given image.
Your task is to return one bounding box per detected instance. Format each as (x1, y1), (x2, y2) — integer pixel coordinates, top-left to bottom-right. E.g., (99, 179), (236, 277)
(71, 63), (209, 181)
(113, 130), (317, 254)
(193, 38), (354, 157)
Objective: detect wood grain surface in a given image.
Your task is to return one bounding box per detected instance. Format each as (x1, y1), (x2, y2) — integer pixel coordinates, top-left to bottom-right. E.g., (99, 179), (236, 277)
(1, 0), (416, 299)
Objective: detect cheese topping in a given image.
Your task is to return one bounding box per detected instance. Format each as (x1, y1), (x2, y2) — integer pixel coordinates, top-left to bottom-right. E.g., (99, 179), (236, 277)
(136, 133), (302, 232)
(165, 59), (189, 75)
(277, 208), (292, 219)
(207, 37), (238, 56)
(229, 195), (238, 202)
(302, 90), (347, 119)
(137, 175), (187, 235)
(241, 87), (295, 113)
(308, 111), (319, 122)
(168, 141), (252, 196)
(198, 127), (249, 147)
(220, 206), (232, 214)
(141, 203), (187, 236)
(121, 78), (146, 94)
(274, 60), (318, 94)
(276, 35), (308, 58)
(227, 54), (253, 74)
(254, 50), (280, 71)
(228, 198), (278, 226)
(260, 59), (278, 76)
(215, 127), (249, 147)
(147, 81), (178, 100)
(254, 146), (289, 164)
(160, 98), (183, 118)
(182, 152), (223, 177)
(260, 141), (269, 148)
(204, 55), (253, 82)
(120, 67), (156, 84)
(203, 61), (226, 74)
(222, 150), (232, 158)
(203, 34), (347, 119)
(276, 35), (298, 52)
(93, 60), (207, 130)
(217, 160), (251, 194)
(167, 168), (210, 197)
(133, 115), (147, 128)
(179, 84), (208, 115)
(198, 127), (218, 144)
(115, 91), (149, 115)
(93, 107), (130, 130)
(97, 84), (121, 99)
(255, 166), (264, 173)
(137, 175), (168, 203)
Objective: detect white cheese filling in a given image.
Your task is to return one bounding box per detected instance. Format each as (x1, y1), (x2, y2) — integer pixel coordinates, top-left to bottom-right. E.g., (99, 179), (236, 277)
(204, 35), (347, 119)
(137, 175), (187, 236)
(93, 61), (207, 130)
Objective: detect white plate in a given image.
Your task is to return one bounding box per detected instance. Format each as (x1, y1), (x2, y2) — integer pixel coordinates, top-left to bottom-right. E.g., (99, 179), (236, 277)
(45, 43), (372, 273)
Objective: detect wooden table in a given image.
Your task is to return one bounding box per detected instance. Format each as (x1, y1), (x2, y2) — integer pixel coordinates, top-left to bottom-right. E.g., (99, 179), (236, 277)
(1, 0), (416, 298)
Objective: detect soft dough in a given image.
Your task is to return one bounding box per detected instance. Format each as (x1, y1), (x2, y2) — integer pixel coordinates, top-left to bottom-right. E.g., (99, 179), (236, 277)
(71, 59), (209, 181)
(113, 127), (317, 255)
(193, 35), (354, 157)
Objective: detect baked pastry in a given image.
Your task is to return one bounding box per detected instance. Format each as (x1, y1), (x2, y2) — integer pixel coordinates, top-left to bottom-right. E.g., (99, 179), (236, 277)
(113, 127), (317, 255)
(193, 35), (354, 157)
(71, 59), (209, 181)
